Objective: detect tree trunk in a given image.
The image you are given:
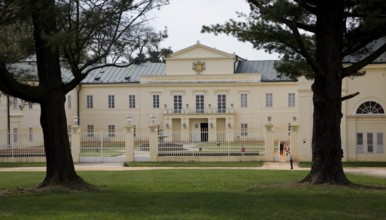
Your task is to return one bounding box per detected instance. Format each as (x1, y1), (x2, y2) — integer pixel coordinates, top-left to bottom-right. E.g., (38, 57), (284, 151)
(31, 0), (89, 189)
(301, 0), (350, 185)
(38, 92), (88, 189)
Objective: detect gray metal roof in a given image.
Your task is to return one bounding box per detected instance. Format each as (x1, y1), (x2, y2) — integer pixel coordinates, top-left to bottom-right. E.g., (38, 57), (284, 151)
(343, 38), (386, 63)
(10, 61), (293, 84)
(80, 60), (293, 84)
(235, 60), (293, 82)
(81, 63), (166, 84)
(7, 62), (74, 82)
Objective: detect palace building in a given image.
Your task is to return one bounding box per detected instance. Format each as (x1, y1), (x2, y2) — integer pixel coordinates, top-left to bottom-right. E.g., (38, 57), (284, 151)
(1, 42), (386, 162)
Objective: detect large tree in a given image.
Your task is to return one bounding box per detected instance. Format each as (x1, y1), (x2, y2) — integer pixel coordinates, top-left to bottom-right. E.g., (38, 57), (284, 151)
(203, 0), (386, 184)
(0, 0), (168, 189)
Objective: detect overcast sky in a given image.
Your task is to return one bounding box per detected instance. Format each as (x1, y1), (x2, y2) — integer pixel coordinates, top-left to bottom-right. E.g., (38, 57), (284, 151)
(150, 0), (280, 60)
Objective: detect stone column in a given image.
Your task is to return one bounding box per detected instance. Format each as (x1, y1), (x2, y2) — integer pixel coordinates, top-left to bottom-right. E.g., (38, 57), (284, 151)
(181, 119), (190, 142)
(125, 125), (135, 162)
(290, 123), (299, 161)
(149, 125), (158, 162)
(71, 125), (81, 163)
(264, 123), (274, 162)
(225, 118), (234, 142)
(208, 118), (217, 142)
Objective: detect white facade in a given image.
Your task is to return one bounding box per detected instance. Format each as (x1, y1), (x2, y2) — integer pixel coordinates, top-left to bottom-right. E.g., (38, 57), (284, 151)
(1, 42), (386, 162)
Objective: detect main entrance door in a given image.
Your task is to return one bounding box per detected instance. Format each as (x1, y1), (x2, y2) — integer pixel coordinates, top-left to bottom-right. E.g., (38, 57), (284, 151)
(200, 123), (208, 142)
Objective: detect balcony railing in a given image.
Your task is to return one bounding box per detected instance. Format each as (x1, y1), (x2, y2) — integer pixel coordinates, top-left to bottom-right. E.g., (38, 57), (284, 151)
(164, 107), (234, 114)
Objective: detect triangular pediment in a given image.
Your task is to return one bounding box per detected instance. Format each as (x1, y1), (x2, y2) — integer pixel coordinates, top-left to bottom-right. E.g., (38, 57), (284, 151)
(167, 42), (236, 60)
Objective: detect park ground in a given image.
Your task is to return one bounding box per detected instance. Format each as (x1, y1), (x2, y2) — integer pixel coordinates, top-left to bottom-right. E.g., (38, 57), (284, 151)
(1, 162), (386, 219)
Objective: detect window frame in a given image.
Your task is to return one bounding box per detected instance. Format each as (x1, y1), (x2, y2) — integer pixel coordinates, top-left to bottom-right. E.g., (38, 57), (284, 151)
(240, 93), (248, 108)
(129, 95), (136, 109)
(108, 95), (115, 109)
(265, 93), (273, 107)
(87, 95), (94, 109)
(196, 95), (204, 113)
(153, 94), (160, 109)
(67, 95), (71, 109)
(356, 101), (384, 114)
(241, 123), (248, 136)
(87, 125), (94, 138)
(217, 94), (226, 113)
(288, 93), (295, 107)
(108, 125), (115, 137)
(173, 95), (182, 113)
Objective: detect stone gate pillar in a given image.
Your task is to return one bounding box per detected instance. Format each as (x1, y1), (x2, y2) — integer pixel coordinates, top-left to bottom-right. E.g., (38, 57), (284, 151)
(71, 125), (81, 163)
(149, 125), (158, 162)
(125, 125), (135, 162)
(290, 123), (299, 161)
(264, 123), (274, 162)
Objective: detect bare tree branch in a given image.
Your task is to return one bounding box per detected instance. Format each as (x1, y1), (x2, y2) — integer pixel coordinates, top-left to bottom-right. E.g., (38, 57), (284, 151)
(343, 42), (386, 78)
(341, 91), (360, 101)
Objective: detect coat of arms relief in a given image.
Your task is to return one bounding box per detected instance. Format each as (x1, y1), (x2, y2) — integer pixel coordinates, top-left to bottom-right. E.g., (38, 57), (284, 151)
(192, 61), (206, 74)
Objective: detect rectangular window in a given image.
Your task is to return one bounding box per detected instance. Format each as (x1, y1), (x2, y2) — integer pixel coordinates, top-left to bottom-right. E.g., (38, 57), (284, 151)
(377, 132), (384, 153)
(108, 125), (115, 137)
(266, 93), (273, 107)
(108, 95), (115, 109)
(129, 95), (136, 108)
(217, 94), (226, 113)
(153, 95), (160, 108)
(67, 95), (71, 109)
(241, 123), (248, 136)
(367, 133), (373, 153)
(288, 93), (295, 107)
(240, 94), (248, 108)
(87, 95), (93, 109)
(13, 97), (18, 109)
(87, 125), (94, 138)
(357, 133), (364, 153)
(196, 95), (204, 113)
(13, 128), (18, 143)
(29, 127), (33, 142)
(28, 102), (33, 109)
(174, 95), (182, 113)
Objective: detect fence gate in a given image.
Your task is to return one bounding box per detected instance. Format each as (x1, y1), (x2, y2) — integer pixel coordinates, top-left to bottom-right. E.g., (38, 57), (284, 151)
(80, 132), (125, 163)
(133, 131), (150, 162)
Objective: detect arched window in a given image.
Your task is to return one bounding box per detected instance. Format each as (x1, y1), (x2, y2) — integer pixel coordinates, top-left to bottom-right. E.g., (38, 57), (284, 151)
(356, 101), (385, 114)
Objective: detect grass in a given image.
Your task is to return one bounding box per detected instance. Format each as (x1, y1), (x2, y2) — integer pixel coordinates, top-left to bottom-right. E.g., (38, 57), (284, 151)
(0, 161), (264, 168)
(1, 170), (386, 219)
(299, 161), (386, 168)
(0, 162), (46, 167)
(124, 161), (264, 167)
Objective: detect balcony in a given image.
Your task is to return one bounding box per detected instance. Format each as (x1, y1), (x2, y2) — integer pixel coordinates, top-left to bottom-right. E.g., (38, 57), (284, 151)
(163, 107), (234, 115)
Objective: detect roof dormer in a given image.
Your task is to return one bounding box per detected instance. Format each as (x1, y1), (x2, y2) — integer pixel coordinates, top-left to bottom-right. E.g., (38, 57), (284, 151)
(165, 42), (237, 75)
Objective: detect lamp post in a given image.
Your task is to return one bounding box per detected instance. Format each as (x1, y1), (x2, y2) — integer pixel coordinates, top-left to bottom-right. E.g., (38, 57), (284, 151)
(7, 95), (10, 147)
(150, 114), (155, 124)
(73, 115), (79, 125)
(126, 114), (132, 124)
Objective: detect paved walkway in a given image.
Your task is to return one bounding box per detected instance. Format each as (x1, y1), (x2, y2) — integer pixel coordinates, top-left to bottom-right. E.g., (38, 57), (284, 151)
(0, 162), (385, 178)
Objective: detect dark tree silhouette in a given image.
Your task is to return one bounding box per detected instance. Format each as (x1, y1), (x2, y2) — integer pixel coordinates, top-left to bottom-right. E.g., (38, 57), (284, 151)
(203, 0), (386, 184)
(0, 0), (169, 189)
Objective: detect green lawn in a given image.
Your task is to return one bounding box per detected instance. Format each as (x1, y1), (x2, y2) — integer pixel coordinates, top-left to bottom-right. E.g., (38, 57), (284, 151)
(0, 162), (46, 167)
(1, 170), (385, 219)
(299, 161), (386, 168)
(124, 161), (264, 167)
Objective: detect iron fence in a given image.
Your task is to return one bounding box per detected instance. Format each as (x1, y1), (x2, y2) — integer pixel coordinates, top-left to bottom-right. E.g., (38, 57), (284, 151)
(80, 131), (125, 162)
(0, 131), (45, 157)
(157, 130), (265, 157)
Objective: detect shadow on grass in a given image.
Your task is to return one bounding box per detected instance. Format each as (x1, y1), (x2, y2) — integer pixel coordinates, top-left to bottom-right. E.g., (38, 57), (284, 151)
(1, 170), (386, 219)
(1, 185), (386, 219)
